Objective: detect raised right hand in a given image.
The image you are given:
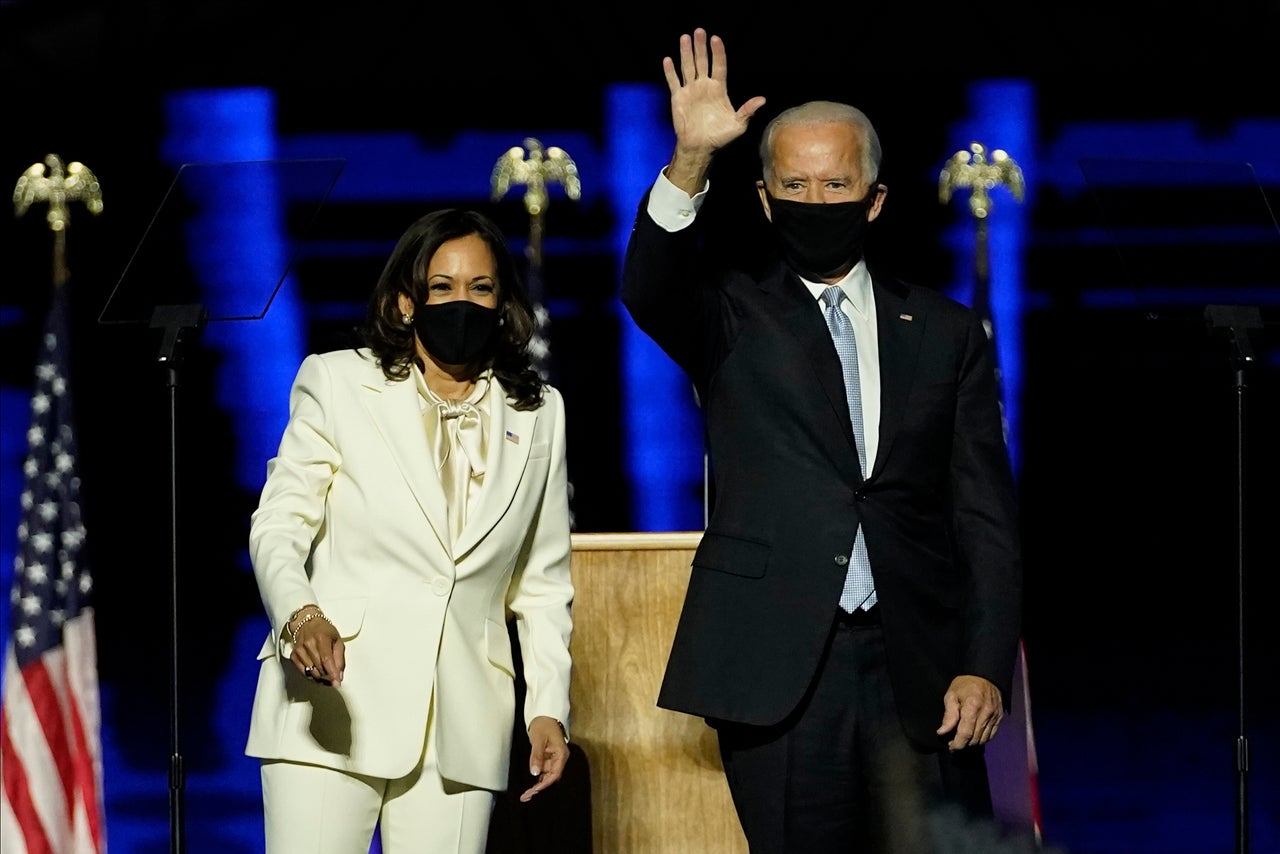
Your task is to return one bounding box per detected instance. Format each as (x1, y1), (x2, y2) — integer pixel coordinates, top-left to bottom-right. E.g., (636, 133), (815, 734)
(662, 28), (766, 193)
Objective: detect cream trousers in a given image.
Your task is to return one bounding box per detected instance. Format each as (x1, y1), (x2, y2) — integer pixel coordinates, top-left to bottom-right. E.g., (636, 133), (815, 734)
(260, 716), (495, 854)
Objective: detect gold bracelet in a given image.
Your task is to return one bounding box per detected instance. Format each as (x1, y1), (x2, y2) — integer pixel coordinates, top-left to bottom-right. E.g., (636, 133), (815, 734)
(286, 603), (319, 630)
(288, 608), (331, 644)
(282, 604), (318, 644)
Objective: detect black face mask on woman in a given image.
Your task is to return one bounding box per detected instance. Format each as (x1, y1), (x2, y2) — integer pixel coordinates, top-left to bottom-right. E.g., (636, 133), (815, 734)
(766, 190), (876, 280)
(412, 300), (499, 366)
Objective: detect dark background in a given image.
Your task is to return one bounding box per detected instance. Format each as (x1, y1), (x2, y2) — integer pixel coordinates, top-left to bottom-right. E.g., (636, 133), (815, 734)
(3, 2), (1280, 852)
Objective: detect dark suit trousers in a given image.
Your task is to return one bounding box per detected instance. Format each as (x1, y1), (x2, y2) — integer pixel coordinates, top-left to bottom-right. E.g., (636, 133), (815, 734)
(714, 614), (994, 854)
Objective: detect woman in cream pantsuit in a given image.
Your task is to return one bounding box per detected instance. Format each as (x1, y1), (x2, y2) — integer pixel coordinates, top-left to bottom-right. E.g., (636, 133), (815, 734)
(245, 209), (574, 854)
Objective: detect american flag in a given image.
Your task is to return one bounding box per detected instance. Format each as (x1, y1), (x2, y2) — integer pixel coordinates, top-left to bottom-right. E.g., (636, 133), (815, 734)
(0, 284), (107, 854)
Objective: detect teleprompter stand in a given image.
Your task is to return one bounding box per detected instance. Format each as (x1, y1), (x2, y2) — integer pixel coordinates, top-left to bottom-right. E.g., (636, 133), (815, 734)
(97, 157), (345, 854)
(1081, 156), (1279, 854)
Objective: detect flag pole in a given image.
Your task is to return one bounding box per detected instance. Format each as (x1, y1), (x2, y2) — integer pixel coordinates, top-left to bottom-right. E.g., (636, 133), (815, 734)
(939, 141), (1043, 845)
(14, 153), (104, 288)
(490, 137), (581, 380)
(939, 141), (1025, 429)
(485, 142), (587, 845)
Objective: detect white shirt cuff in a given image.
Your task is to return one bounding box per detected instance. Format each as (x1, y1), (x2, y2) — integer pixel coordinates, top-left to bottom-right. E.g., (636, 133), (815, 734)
(646, 168), (708, 232)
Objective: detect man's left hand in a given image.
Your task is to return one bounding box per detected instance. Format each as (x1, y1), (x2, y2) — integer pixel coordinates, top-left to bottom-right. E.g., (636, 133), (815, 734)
(936, 675), (1004, 751)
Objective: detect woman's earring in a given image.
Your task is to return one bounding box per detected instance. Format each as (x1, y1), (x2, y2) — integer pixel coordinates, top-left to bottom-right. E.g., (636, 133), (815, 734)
(401, 313), (413, 325)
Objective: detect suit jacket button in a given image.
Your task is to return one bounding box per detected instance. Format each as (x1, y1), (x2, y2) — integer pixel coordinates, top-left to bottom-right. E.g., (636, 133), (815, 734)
(834, 554), (849, 566)
(431, 577), (450, 597)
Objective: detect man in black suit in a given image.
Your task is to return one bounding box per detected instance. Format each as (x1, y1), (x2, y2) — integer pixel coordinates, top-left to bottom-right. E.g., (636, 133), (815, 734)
(620, 27), (1024, 853)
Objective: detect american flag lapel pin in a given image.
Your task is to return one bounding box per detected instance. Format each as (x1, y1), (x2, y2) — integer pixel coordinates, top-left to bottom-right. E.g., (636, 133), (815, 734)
(899, 313), (913, 321)
(505, 430), (520, 444)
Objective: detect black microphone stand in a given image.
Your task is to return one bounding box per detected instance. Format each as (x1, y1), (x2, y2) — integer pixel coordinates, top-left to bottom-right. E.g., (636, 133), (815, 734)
(148, 303), (207, 854)
(1203, 304), (1262, 854)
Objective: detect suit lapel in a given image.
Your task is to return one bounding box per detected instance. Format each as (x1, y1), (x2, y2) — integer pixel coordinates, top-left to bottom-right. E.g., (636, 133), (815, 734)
(870, 279), (924, 478)
(453, 381), (537, 560)
(360, 371), (452, 553)
(770, 268), (863, 485)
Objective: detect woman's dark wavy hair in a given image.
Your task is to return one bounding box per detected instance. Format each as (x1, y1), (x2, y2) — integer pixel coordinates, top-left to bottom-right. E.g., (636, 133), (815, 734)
(356, 208), (544, 410)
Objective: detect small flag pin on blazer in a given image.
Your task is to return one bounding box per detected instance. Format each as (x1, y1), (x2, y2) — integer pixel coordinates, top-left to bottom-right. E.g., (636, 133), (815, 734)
(899, 313), (913, 321)
(505, 430), (520, 444)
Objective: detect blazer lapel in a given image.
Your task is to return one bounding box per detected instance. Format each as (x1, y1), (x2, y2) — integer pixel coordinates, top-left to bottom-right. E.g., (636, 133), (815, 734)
(453, 382), (538, 561)
(360, 372), (452, 553)
(770, 268), (863, 485)
(870, 279), (924, 478)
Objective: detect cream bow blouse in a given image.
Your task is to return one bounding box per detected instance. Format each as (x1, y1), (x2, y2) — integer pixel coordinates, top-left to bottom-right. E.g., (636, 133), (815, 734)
(414, 367), (492, 547)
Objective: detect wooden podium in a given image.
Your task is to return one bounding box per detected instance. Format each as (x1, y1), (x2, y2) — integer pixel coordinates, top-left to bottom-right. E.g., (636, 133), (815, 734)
(568, 532), (747, 854)
(565, 532), (1039, 851)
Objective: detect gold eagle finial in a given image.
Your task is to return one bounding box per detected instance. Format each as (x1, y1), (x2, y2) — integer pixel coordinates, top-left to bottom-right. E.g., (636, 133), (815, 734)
(14, 153), (104, 232)
(938, 141), (1024, 220)
(490, 137), (581, 217)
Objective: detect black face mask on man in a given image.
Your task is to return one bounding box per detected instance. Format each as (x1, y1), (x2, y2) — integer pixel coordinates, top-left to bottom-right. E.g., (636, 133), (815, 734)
(765, 189), (877, 280)
(411, 300), (499, 366)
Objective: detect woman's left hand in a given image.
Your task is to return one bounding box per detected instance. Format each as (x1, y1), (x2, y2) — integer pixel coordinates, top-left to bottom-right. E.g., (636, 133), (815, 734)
(519, 715), (570, 802)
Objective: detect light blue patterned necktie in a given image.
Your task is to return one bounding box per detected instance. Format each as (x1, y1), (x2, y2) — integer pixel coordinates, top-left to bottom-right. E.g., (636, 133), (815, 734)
(822, 285), (877, 612)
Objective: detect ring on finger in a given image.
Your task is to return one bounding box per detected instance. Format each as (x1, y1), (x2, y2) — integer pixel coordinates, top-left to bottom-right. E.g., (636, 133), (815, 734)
(304, 666), (313, 677)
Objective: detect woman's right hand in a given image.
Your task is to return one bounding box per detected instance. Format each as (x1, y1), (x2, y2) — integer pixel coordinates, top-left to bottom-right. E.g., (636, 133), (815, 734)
(290, 610), (345, 686)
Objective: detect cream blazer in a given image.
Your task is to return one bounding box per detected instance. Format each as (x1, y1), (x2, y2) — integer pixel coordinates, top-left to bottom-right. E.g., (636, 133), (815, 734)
(245, 348), (573, 790)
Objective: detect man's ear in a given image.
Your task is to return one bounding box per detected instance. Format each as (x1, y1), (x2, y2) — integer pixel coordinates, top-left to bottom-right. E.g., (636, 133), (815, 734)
(756, 180), (772, 222)
(867, 184), (887, 222)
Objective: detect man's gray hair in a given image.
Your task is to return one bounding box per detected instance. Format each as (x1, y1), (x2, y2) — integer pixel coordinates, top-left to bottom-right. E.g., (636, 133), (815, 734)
(759, 101), (882, 185)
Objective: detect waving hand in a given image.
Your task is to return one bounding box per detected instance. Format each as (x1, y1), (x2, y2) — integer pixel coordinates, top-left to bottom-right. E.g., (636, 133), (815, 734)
(662, 28), (766, 195)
